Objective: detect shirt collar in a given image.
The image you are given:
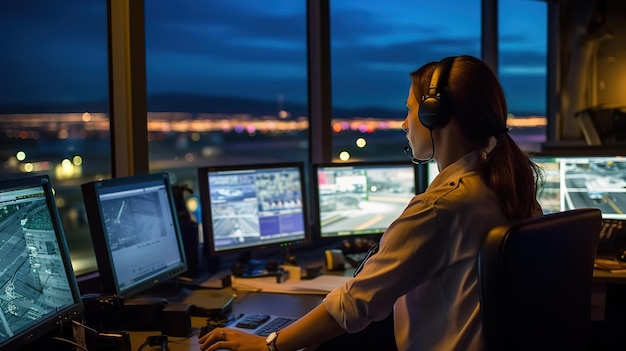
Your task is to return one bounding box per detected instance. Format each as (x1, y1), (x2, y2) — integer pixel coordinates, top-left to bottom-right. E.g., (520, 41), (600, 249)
(428, 150), (483, 189)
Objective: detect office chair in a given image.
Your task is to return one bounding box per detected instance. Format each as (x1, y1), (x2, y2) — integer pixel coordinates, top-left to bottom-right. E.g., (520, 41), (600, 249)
(478, 208), (602, 351)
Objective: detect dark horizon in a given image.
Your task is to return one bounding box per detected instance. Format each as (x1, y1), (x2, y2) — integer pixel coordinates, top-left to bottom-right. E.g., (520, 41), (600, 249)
(0, 92), (544, 118)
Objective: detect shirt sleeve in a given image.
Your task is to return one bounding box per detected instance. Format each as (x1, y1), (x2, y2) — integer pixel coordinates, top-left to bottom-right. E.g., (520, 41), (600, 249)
(323, 196), (450, 333)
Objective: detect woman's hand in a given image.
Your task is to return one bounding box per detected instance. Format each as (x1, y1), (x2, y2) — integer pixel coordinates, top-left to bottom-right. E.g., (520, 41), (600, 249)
(198, 327), (267, 351)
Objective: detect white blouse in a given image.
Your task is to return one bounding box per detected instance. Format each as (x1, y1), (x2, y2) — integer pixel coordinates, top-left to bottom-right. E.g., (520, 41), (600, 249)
(323, 150), (509, 351)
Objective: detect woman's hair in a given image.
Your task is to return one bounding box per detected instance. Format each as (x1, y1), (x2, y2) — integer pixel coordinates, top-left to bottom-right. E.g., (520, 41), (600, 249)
(410, 55), (543, 221)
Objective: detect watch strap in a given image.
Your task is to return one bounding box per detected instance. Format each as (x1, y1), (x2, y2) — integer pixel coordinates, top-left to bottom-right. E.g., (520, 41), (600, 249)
(266, 330), (279, 351)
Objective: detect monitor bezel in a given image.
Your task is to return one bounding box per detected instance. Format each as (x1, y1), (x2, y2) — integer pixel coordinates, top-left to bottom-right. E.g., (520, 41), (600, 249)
(197, 162), (311, 258)
(0, 175), (84, 351)
(81, 172), (188, 298)
(311, 160), (419, 241)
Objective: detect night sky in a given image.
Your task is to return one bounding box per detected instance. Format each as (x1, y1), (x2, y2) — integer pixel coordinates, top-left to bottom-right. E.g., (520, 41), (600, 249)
(0, 0), (547, 115)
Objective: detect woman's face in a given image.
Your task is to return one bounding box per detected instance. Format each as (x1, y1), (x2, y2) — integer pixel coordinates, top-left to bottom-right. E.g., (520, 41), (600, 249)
(402, 85), (433, 160)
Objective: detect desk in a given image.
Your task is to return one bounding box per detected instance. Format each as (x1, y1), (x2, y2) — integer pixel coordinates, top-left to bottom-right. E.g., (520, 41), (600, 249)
(591, 269), (626, 350)
(129, 288), (324, 351)
(593, 268), (626, 322)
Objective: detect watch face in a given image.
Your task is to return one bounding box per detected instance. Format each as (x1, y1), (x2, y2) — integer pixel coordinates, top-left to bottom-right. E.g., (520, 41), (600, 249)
(266, 331), (278, 344)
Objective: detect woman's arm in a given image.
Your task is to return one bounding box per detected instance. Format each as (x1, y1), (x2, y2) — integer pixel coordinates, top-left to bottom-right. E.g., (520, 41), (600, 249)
(199, 304), (345, 351)
(275, 303), (346, 350)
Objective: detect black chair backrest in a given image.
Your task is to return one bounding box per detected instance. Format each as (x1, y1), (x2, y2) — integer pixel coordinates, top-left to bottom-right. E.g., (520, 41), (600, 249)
(478, 208), (602, 351)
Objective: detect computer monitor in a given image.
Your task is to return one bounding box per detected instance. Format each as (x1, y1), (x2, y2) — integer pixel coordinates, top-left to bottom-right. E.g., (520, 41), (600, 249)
(531, 155), (562, 214)
(532, 154), (626, 219)
(312, 161), (418, 240)
(425, 161), (439, 189)
(0, 175), (83, 351)
(81, 172), (188, 298)
(559, 155), (626, 219)
(197, 162), (309, 260)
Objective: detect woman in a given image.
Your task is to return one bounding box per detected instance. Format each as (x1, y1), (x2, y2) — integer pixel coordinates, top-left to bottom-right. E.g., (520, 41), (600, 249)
(199, 55), (543, 351)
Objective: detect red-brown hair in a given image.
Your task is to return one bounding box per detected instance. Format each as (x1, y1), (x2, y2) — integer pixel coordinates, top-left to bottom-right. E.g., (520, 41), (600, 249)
(410, 55), (543, 221)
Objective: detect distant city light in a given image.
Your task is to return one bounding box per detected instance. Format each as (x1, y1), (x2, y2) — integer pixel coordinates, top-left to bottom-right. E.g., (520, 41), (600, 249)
(186, 197), (199, 212)
(82, 112), (92, 122)
(356, 137), (367, 148)
(56, 158), (82, 179)
(339, 151), (350, 161)
(6, 157), (19, 168)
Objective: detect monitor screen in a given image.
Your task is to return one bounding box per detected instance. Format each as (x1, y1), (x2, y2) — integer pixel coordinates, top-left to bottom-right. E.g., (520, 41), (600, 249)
(426, 161), (439, 188)
(197, 162), (309, 255)
(531, 156), (562, 214)
(0, 175), (83, 351)
(313, 161), (418, 239)
(81, 173), (188, 298)
(532, 155), (626, 219)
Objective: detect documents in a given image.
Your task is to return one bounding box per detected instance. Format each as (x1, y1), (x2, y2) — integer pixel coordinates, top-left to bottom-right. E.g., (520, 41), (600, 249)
(230, 274), (350, 295)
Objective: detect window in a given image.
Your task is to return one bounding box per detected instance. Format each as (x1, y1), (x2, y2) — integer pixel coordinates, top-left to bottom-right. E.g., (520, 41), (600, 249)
(145, 0), (309, 196)
(330, 0), (481, 162)
(0, 0), (110, 276)
(499, 0), (548, 152)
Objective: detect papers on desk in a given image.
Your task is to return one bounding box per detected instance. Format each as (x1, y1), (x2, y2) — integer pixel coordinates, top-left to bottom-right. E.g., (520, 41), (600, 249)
(594, 258), (626, 273)
(230, 274), (350, 295)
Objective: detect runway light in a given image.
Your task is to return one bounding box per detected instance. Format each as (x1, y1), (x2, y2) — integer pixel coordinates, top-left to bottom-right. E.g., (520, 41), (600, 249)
(356, 138), (367, 148)
(339, 151), (351, 161)
(186, 197), (199, 212)
(16, 151), (26, 161)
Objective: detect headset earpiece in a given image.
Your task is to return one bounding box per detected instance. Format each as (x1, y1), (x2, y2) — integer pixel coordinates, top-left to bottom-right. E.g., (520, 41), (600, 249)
(418, 56), (456, 130)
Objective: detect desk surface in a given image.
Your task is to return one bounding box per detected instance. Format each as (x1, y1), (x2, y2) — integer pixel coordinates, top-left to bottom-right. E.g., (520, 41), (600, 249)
(130, 289), (323, 351)
(120, 256), (626, 351)
(594, 267), (626, 284)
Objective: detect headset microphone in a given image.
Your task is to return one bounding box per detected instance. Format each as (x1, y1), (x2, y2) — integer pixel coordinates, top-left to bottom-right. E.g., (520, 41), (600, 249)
(403, 145), (433, 165)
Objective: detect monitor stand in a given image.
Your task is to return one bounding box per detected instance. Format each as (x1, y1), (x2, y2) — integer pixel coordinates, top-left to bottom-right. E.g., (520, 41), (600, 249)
(128, 278), (235, 319)
(131, 278), (191, 303)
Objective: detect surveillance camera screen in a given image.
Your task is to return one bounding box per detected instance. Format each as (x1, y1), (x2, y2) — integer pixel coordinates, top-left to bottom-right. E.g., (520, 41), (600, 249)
(314, 162), (418, 238)
(533, 156), (626, 219)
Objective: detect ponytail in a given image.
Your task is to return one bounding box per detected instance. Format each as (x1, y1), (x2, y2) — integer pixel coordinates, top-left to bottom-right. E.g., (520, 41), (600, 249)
(411, 55), (543, 221)
(480, 133), (544, 221)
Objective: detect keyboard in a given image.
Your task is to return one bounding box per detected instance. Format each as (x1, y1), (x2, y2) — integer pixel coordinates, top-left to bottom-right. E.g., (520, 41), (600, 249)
(597, 219), (626, 259)
(199, 313), (297, 339)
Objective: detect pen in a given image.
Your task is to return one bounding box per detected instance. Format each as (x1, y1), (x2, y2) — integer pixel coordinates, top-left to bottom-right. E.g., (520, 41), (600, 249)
(353, 244), (379, 277)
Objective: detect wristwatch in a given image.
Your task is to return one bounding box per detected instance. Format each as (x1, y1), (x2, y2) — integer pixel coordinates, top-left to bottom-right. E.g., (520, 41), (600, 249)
(265, 330), (279, 351)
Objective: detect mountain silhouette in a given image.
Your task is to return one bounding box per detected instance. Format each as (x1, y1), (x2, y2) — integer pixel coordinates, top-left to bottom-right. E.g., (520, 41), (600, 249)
(0, 93), (405, 120)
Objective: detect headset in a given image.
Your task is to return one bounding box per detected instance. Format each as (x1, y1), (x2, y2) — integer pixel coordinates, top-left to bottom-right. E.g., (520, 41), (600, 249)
(418, 56), (457, 130)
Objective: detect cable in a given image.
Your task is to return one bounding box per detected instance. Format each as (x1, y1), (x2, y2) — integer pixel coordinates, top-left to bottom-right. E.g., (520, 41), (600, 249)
(49, 336), (89, 351)
(72, 319), (99, 335)
(138, 335), (170, 351)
